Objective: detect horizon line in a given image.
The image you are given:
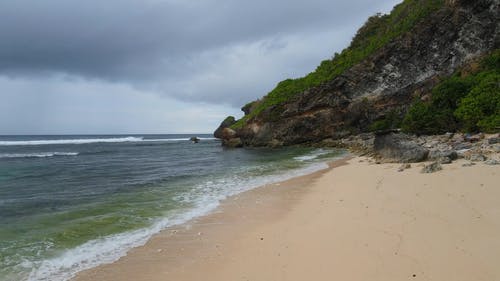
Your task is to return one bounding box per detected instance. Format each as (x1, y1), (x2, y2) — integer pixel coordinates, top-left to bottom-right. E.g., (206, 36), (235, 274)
(0, 133), (213, 136)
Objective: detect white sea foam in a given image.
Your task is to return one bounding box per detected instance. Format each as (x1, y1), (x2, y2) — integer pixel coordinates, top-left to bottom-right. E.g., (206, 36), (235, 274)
(25, 207), (213, 281)
(0, 137), (217, 146)
(0, 152), (79, 159)
(0, 137), (144, 146)
(24, 153), (346, 281)
(293, 149), (330, 161)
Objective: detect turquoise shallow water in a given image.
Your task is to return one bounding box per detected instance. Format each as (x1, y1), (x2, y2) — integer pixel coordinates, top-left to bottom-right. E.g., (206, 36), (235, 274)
(0, 134), (345, 281)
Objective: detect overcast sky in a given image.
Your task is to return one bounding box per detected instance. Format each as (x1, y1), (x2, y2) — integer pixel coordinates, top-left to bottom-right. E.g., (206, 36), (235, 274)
(0, 0), (400, 134)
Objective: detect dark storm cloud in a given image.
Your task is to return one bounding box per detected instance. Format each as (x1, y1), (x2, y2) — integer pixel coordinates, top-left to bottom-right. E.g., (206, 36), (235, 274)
(0, 0), (398, 80)
(0, 0), (400, 134)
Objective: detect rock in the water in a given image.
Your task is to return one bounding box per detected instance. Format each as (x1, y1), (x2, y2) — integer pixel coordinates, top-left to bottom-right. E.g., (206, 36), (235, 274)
(189, 136), (200, 143)
(268, 139), (284, 148)
(421, 162), (442, 173)
(374, 133), (429, 163)
(485, 159), (499, 165)
(318, 138), (339, 147)
(221, 128), (237, 139)
(223, 137), (243, 148)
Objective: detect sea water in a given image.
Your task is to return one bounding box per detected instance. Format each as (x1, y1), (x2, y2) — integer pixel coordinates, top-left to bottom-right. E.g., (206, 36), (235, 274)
(0, 134), (346, 281)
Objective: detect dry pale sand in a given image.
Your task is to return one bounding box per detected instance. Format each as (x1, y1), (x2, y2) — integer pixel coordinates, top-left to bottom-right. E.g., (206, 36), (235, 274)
(74, 157), (500, 281)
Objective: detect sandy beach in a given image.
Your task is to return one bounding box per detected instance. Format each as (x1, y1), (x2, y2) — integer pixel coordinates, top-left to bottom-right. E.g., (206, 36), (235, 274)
(73, 156), (500, 281)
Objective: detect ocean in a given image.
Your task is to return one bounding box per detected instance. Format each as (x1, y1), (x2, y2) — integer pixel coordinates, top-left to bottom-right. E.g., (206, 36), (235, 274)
(0, 134), (346, 281)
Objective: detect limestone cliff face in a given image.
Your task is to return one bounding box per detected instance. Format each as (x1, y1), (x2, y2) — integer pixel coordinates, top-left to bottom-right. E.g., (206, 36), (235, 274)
(216, 0), (499, 147)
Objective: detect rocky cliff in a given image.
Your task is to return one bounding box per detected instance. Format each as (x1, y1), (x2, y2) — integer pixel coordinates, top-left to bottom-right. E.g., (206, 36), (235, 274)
(215, 0), (499, 147)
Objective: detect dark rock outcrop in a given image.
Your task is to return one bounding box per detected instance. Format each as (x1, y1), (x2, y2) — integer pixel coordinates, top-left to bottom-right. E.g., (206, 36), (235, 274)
(218, 127), (243, 148)
(215, 0), (499, 147)
(223, 137), (243, 148)
(241, 101), (259, 116)
(214, 116), (236, 139)
(428, 149), (458, 161)
(374, 133), (429, 162)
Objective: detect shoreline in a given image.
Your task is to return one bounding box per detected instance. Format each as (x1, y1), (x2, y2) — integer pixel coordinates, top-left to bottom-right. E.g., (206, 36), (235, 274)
(71, 156), (351, 281)
(73, 155), (500, 281)
(20, 148), (348, 281)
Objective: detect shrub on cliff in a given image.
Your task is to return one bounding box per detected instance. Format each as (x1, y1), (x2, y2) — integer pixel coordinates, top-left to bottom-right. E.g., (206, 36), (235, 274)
(454, 72), (500, 132)
(369, 110), (403, 131)
(400, 76), (468, 134)
(401, 100), (455, 134)
(431, 76), (473, 109)
(402, 50), (500, 134)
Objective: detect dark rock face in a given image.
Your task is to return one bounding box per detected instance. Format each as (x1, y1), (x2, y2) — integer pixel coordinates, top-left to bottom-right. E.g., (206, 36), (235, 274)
(222, 137), (243, 148)
(374, 133), (429, 163)
(221, 127), (237, 139)
(428, 149), (458, 161)
(216, 0), (499, 147)
(217, 127), (243, 147)
(214, 116), (236, 139)
(241, 101), (259, 116)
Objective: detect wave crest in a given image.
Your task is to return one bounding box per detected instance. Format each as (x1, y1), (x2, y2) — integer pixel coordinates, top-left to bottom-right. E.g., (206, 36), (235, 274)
(0, 137), (143, 146)
(0, 152), (79, 159)
(293, 149), (330, 161)
(0, 137), (217, 146)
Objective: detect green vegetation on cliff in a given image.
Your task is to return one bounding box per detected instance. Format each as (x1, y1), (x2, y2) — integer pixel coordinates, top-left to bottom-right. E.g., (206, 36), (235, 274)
(401, 50), (500, 134)
(232, 0), (445, 129)
(369, 109), (403, 132)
